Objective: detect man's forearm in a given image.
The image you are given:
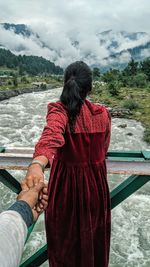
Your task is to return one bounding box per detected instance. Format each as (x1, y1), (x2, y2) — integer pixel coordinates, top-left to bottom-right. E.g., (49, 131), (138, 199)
(8, 200), (33, 227)
(0, 201), (33, 267)
(0, 210), (27, 267)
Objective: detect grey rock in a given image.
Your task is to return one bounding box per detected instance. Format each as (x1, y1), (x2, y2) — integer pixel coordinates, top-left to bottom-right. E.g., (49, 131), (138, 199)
(118, 124), (127, 128)
(126, 132), (133, 136)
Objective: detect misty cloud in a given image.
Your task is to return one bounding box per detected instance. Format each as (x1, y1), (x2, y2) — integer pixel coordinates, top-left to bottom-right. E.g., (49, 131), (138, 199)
(140, 48), (150, 58)
(0, 0), (150, 68)
(0, 24), (150, 68)
(1, 0), (150, 33)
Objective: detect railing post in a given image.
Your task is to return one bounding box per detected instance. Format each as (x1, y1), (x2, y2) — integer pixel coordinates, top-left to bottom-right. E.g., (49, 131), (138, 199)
(0, 147), (5, 153)
(111, 174), (150, 209)
(20, 245), (48, 267)
(0, 149), (150, 267)
(0, 169), (21, 193)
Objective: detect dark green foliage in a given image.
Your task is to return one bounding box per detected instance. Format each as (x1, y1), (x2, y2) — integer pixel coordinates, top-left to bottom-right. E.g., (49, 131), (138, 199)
(21, 76), (29, 83)
(107, 81), (121, 96)
(93, 82), (103, 95)
(13, 76), (18, 87)
(143, 127), (150, 144)
(132, 73), (148, 88)
(0, 48), (63, 76)
(147, 83), (150, 91)
(140, 58), (150, 81)
(123, 58), (138, 76)
(40, 83), (47, 90)
(92, 67), (101, 80)
(8, 80), (12, 85)
(101, 57), (150, 88)
(102, 69), (120, 83)
(122, 99), (139, 110)
(19, 63), (25, 75)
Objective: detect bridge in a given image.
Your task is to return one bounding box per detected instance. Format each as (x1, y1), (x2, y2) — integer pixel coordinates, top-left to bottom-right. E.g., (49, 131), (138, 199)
(0, 147), (150, 266)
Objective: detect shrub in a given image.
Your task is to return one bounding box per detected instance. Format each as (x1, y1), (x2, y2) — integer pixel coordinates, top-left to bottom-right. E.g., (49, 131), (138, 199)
(40, 83), (47, 90)
(93, 82), (103, 95)
(92, 67), (101, 80)
(107, 81), (121, 96)
(13, 76), (18, 87)
(8, 80), (12, 85)
(143, 127), (150, 144)
(125, 73), (148, 88)
(133, 73), (148, 88)
(146, 82), (150, 91)
(122, 99), (139, 110)
(21, 76), (28, 83)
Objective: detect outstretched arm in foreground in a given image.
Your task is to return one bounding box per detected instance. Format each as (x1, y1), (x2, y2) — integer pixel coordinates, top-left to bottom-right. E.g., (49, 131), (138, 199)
(0, 181), (48, 267)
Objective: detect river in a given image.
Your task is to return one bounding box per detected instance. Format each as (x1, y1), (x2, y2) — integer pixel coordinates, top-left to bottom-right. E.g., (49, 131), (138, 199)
(0, 88), (150, 267)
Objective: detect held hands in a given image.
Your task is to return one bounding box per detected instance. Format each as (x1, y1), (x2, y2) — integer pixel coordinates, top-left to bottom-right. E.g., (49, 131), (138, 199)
(20, 164), (48, 221)
(18, 180), (48, 221)
(21, 163), (45, 190)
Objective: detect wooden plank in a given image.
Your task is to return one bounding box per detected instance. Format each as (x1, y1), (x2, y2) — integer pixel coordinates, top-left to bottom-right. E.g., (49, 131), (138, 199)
(0, 152), (150, 174)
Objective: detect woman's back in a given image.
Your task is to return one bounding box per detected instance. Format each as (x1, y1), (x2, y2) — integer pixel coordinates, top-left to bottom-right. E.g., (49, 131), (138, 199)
(25, 61), (111, 267)
(56, 99), (111, 166)
(44, 99), (111, 267)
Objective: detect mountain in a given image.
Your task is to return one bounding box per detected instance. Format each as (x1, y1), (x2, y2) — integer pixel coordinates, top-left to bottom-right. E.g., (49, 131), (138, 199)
(96, 30), (150, 70)
(0, 23), (150, 70)
(0, 48), (63, 75)
(1, 23), (33, 37)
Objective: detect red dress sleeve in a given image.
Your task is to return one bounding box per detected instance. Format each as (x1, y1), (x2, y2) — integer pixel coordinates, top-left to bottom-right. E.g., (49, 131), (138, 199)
(105, 109), (111, 155)
(33, 102), (68, 165)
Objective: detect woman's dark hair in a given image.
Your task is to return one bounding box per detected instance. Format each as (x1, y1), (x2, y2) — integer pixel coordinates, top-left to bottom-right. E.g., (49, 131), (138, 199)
(60, 61), (92, 132)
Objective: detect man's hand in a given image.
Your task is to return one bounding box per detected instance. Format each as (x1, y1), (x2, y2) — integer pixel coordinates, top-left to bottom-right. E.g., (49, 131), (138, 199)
(17, 181), (48, 221)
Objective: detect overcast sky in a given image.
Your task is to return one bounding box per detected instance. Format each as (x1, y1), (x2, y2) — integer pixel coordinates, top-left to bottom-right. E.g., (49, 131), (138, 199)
(0, 0), (150, 33)
(0, 0), (150, 67)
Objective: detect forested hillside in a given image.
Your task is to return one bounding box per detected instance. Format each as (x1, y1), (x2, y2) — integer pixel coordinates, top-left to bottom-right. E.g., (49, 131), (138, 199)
(0, 48), (63, 75)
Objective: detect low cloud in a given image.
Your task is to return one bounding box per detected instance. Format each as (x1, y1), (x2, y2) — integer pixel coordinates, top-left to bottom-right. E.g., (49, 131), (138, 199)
(140, 48), (150, 58)
(0, 0), (150, 68)
(0, 24), (150, 68)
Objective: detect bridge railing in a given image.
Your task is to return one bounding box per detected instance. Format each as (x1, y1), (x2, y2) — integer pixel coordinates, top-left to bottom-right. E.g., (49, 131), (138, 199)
(0, 147), (150, 267)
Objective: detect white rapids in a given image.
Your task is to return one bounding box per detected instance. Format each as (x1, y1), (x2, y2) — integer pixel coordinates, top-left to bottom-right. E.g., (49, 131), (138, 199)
(0, 87), (150, 267)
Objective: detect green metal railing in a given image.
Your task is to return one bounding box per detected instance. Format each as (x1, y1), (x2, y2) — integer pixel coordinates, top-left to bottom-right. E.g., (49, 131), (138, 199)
(0, 147), (150, 267)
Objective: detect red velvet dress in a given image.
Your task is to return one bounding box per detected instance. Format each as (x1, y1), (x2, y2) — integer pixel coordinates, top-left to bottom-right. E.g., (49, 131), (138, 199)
(34, 99), (111, 267)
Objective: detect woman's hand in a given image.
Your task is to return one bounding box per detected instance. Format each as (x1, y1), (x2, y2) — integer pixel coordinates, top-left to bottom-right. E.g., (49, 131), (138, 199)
(21, 164), (45, 191)
(18, 180), (48, 221)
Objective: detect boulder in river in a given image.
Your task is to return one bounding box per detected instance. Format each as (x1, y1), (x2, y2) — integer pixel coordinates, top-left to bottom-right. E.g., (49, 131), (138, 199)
(126, 132), (133, 136)
(118, 123), (127, 128)
(109, 107), (132, 117)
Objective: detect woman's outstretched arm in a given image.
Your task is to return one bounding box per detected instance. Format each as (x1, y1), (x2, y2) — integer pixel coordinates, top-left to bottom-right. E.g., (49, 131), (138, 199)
(21, 102), (68, 191)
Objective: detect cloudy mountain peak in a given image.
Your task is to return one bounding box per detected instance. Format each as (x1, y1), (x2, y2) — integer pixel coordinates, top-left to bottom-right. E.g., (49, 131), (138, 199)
(0, 23), (150, 70)
(1, 23), (32, 37)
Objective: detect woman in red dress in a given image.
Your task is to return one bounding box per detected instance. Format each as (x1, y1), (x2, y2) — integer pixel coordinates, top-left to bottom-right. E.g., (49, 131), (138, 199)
(22, 61), (111, 267)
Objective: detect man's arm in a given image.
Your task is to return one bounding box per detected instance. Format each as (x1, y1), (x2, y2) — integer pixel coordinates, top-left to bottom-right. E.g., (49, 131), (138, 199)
(0, 209), (28, 267)
(0, 181), (48, 267)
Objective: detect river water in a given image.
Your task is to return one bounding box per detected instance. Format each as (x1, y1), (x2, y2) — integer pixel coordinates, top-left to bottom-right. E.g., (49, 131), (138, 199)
(0, 88), (150, 267)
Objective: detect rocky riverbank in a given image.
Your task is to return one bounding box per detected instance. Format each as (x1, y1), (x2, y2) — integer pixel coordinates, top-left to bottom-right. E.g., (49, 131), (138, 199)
(0, 85), (55, 101)
(109, 107), (132, 118)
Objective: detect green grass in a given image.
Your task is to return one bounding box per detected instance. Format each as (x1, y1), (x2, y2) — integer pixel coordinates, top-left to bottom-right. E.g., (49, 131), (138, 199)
(0, 66), (17, 75)
(91, 84), (150, 144)
(0, 75), (63, 91)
